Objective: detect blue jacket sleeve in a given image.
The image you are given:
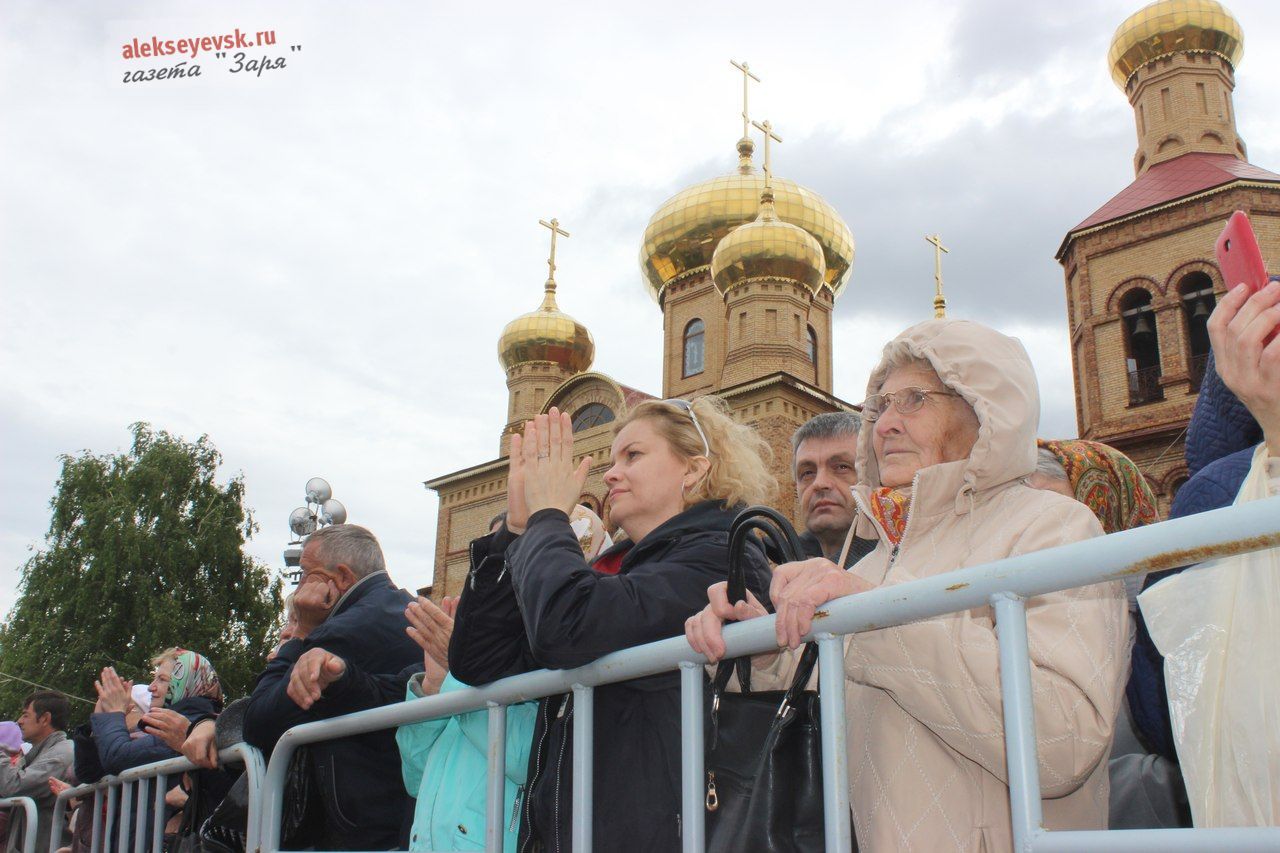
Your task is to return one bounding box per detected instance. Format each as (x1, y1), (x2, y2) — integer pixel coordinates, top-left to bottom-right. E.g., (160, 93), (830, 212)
(508, 509), (762, 669)
(395, 673), (458, 795)
(90, 712), (178, 773)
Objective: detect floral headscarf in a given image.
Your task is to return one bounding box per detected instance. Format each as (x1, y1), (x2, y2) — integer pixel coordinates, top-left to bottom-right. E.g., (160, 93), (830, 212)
(1038, 439), (1157, 535)
(166, 650), (222, 705)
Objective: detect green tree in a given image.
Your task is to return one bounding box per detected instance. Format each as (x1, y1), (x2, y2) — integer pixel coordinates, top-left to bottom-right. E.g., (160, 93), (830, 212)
(0, 423), (282, 719)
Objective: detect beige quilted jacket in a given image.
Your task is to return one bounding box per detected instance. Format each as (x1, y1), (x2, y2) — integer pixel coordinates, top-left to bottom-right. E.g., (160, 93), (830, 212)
(761, 320), (1130, 851)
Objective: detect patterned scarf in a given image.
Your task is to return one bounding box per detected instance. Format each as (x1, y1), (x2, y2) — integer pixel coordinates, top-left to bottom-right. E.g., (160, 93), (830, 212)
(868, 487), (911, 546)
(167, 650), (222, 705)
(1038, 439), (1157, 534)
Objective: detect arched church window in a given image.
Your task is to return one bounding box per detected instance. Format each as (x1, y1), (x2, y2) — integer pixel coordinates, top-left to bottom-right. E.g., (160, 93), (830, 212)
(683, 319), (705, 377)
(571, 402), (615, 432)
(1120, 289), (1163, 405)
(806, 325), (818, 364)
(1178, 272), (1216, 391)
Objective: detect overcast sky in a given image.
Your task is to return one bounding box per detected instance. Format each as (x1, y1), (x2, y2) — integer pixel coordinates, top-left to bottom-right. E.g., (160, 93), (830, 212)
(4, 0), (1280, 617)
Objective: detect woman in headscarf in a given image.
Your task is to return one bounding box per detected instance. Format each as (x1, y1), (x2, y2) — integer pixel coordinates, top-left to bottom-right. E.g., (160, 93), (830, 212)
(688, 319), (1130, 851)
(1031, 438), (1158, 607)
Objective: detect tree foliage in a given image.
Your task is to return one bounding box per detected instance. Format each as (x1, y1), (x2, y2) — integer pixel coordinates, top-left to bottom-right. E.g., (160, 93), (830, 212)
(0, 423), (282, 719)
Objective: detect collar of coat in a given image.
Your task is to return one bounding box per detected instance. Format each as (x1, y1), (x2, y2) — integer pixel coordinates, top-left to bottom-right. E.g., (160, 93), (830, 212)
(594, 499), (743, 571)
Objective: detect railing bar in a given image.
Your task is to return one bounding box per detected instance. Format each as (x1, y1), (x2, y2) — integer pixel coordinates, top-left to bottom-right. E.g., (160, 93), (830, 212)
(1033, 827), (1280, 851)
(133, 778), (148, 853)
(152, 773), (168, 853)
(89, 787), (103, 853)
(117, 781), (132, 853)
(102, 785), (118, 853)
(49, 792), (70, 853)
(993, 594), (1043, 852)
(679, 662), (705, 853)
(227, 743), (265, 853)
(485, 703), (508, 853)
(571, 685), (593, 853)
(817, 634), (853, 853)
(0, 797), (38, 853)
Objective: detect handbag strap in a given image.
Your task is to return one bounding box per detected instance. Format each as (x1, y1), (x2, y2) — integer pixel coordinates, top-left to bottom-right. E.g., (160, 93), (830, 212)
(711, 506), (819, 739)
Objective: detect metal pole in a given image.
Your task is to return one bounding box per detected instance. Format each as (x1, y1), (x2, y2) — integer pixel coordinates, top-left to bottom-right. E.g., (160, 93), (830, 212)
(817, 634), (853, 853)
(117, 781), (132, 853)
(571, 685), (594, 853)
(992, 593), (1043, 852)
(225, 744), (265, 853)
(0, 798), (37, 853)
(133, 778), (147, 853)
(679, 661), (705, 853)
(49, 793), (71, 853)
(102, 785), (118, 853)
(151, 774), (167, 853)
(485, 703), (508, 853)
(89, 787), (103, 853)
(1035, 827), (1280, 851)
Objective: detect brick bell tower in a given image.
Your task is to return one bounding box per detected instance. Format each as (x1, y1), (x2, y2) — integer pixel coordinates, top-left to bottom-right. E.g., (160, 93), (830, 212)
(1056, 0), (1280, 516)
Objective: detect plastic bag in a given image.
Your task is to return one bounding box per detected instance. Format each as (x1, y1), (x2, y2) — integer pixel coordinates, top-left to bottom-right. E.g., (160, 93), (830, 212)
(1138, 444), (1280, 827)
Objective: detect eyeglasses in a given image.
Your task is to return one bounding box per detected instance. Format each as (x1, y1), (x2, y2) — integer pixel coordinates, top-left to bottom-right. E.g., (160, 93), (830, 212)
(662, 398), (711, 457)
(859, 387), (959, 422)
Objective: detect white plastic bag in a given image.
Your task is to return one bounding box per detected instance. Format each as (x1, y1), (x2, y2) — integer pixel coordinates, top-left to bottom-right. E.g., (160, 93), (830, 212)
(1138, 444), (1280, 827)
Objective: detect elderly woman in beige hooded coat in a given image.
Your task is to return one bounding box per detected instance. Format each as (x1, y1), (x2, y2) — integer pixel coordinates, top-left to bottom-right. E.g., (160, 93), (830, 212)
(687, 319), (1130, 851)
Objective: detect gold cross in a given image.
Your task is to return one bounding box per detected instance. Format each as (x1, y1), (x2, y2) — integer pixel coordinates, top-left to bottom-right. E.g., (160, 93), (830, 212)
(730, 59), (761, 140)
(925, 233), (950, 318)
(539, 217), (570, 286)
(750, 119), (782, 187)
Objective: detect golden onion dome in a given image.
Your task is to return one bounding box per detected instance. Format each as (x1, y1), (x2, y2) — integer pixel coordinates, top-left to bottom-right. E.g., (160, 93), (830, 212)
(710, 185), (826, 295)
(498, 283), (595, 373)
(1109, 0), (1244, 89)
(640, 138), (854, 303)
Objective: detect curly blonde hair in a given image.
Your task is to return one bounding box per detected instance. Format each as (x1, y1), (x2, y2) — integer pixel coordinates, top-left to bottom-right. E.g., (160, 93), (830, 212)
(614, 396), (776, 509)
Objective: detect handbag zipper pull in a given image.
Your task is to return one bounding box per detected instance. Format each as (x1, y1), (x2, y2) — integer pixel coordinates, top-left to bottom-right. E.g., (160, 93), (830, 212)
(705, 771), (719, 811)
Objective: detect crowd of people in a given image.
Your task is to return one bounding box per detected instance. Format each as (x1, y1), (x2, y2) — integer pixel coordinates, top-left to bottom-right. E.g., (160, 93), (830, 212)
(2, 280), (1278, 851)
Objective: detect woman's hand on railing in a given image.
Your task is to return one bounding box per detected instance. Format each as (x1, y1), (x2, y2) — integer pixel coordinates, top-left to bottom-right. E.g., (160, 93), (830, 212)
(685, 581), (770, 664)
(287, 648), (348, 710)
(771, 558), (874, 650)
(140, 708), (193, 752)
(180, 719), (219, 769)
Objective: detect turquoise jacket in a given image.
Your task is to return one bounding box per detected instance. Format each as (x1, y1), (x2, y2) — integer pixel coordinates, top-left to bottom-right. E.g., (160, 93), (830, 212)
(396, 672), (537, 851)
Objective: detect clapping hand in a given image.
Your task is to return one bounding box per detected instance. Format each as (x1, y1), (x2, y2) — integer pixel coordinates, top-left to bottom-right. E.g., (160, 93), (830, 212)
(516, 408), (592, 519)
(94, 667), (134, 714)
(405, 596), (458, 695)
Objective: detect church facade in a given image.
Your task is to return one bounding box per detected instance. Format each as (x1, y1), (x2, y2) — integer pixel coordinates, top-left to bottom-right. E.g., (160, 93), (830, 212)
(424, 135), (857, 598)
(1057, 0), (1280, 516)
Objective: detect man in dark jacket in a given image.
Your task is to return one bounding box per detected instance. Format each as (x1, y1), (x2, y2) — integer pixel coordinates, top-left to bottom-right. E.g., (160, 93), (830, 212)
(450, 500), (772, 853)
(242, 523), (420, 850)
(791, 412), (877, 566)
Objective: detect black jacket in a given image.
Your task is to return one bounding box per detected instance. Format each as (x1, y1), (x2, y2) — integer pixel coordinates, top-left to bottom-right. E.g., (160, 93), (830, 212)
(449, 501), (772, 853)
(242, 571), (420, 850)
(797, 529), (877, 567)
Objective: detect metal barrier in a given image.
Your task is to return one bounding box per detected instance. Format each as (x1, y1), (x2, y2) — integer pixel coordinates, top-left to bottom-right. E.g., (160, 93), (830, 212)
(0, 796), (38, 853)
(48, 742), (264, 853)
(257, 497), (1280, 852)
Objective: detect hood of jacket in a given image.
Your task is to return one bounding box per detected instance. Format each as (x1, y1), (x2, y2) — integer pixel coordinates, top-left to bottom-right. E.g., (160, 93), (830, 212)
(855, 319), (1040, 517)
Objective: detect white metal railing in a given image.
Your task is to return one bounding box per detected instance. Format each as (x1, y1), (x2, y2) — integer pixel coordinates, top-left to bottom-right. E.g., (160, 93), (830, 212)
(1, 501), (1228, 853)
(47, 742), (263, 853)
(0, 796), (38, 853)
(237, 496), (1280, 851)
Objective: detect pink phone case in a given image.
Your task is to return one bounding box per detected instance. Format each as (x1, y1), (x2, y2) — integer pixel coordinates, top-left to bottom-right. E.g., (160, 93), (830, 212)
(1216, 211), (1269, 295)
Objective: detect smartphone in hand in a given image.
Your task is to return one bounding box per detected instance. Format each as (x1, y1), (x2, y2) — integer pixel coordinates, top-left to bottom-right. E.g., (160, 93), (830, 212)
(1216, 211), (1271, 294)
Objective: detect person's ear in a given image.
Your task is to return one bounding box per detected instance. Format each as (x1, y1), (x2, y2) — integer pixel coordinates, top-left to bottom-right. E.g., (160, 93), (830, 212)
(335, 564), (359, 591)
(685, 456), (711, 489)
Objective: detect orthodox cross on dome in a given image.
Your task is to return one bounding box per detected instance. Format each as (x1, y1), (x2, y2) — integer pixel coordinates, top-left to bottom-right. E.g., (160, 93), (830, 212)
(730, 59), (761, 141)
(750, 119), (782, 188)
(925, 233), (950, 319)
(538, 217), (570, 298)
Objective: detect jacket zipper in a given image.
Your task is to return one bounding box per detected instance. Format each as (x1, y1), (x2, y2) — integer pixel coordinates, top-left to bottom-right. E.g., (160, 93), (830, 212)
(509, 785), (524, 833)
(519, 699), (556, 853)
(552, 701), (573, 853)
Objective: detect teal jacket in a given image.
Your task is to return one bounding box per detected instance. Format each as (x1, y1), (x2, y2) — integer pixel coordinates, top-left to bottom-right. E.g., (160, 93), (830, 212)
(396, 672), (537, 851)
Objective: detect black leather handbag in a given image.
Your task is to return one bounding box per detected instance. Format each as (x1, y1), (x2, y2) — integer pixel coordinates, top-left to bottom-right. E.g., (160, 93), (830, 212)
(703, 507), (829, 853)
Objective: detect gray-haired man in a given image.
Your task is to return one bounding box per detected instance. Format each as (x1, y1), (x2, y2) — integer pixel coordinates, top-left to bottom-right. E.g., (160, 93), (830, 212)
(792, 412), (877, 566)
